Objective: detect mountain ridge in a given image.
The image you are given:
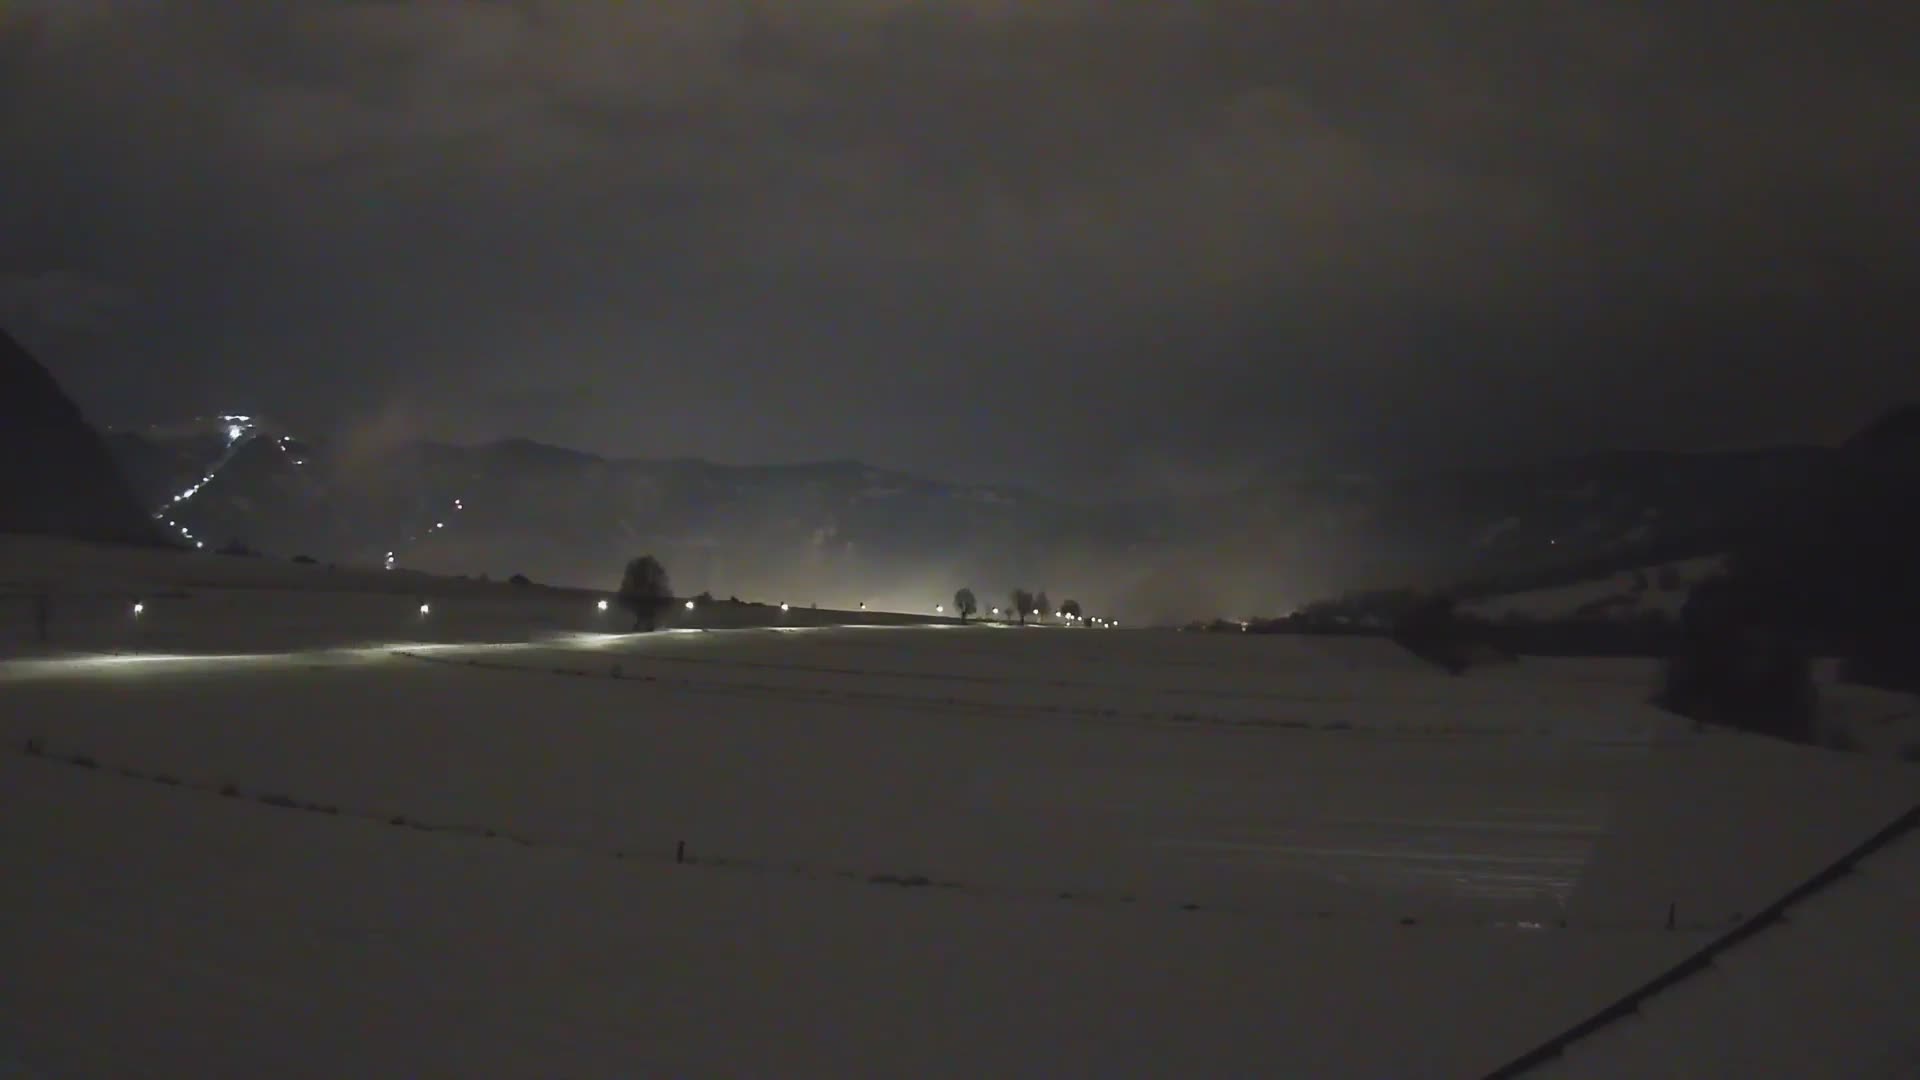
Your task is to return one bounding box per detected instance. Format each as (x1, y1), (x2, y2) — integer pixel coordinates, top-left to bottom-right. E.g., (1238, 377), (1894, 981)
(98, 411), (1904, 621)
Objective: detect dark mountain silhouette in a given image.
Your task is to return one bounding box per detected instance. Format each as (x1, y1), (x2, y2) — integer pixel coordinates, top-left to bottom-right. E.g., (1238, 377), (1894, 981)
(1732, 403), (1920, 687)
(0, 326), (164, 546)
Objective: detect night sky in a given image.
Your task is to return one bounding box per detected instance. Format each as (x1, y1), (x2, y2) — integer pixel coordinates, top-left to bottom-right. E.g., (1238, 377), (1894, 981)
(3, 2), (1916, 496)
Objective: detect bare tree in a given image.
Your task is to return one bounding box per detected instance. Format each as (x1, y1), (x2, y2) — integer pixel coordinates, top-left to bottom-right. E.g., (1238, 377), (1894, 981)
(954, 587), (978, 622)
(1036, 591), (1051, 621)
(1060, 599), (1083, 622)
(617, 555), (673, 631)
(1010, 588), (1035, 625)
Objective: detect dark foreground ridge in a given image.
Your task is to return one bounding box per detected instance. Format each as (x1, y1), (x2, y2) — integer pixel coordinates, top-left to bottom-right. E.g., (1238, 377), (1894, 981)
(0, 325), (164, 546)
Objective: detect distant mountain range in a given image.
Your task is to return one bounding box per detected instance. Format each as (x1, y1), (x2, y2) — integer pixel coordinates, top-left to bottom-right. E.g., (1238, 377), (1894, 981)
(96, 411), (1891, 623)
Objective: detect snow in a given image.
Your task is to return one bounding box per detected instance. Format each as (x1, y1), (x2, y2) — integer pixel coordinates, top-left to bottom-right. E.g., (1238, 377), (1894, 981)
(1522, 815), (1920, 1078)
(1465, 556), (1726, 622)
(2, 538), (1916, 1076)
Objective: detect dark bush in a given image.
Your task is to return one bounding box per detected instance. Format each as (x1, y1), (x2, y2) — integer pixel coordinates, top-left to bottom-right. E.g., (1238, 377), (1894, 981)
(1656, 576), (1818, 743)
(508, 573), (532, 586)
(291, 554), (318, 565)
(617, 555), (673, 631)
(1392, 594), (1473, 674)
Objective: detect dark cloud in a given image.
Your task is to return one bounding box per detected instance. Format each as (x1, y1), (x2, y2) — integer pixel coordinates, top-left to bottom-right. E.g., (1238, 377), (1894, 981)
(3, 0), (1916, 493)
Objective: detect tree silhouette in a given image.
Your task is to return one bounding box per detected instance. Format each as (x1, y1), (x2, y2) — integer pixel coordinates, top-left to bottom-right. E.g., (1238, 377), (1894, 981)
(617, 555), (673, 631)
(1010, 588), (1035, 625)
(1060, 599), (1083, 622)
(1036, 591), (1051, 620)
(954, 587), (978, 622)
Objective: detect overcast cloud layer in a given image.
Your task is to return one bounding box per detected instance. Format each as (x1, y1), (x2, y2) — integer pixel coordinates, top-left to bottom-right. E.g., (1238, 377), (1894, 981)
(4, 1), (1916, 494)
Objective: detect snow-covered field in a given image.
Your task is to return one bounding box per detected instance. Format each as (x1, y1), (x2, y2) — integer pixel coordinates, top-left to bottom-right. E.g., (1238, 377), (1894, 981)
(2, 539), (1916, 1077)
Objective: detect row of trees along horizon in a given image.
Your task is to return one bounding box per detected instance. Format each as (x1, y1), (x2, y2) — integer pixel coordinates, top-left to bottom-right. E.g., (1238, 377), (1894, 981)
(614, 556), (1090, 631)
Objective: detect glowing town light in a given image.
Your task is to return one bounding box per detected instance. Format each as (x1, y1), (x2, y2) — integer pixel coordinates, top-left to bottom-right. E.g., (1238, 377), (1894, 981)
(418, 603), (431, 616)
(935, 604), (944, 613)
(991, 607), (1000, 615)
(131, 602), (145, 617)
(596, 599), (609, 611)
(685, 600), (696, 610)
(780, 603), (790, 612)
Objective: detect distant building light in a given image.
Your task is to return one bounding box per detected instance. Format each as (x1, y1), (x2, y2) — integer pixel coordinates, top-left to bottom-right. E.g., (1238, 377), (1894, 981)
(935, 604), (944, 613)
(685, 599), (696, 610)
(418, 603), (431, 615)
(131, 602), (145, 616)
(780, 602), (790, 612)
(596, 599), (609, 612)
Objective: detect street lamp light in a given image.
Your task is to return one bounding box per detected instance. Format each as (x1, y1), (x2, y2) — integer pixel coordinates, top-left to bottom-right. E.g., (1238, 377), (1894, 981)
(596, 599), (609, 612)
(685, 599), (696, 610)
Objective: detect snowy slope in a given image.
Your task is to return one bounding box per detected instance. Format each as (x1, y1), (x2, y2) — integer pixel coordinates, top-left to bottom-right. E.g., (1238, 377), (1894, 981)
(1463, 556), (1725, 622)
(1514, 809), (1920, 1078)
(2, 540), (1916, 1076)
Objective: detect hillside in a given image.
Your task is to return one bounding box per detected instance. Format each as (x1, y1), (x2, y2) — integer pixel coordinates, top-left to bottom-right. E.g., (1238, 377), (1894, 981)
(0, 327), (163, 548)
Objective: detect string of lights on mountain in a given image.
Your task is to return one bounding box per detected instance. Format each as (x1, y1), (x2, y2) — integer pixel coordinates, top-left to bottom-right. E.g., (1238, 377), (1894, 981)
(146, 415), (1116, 625)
